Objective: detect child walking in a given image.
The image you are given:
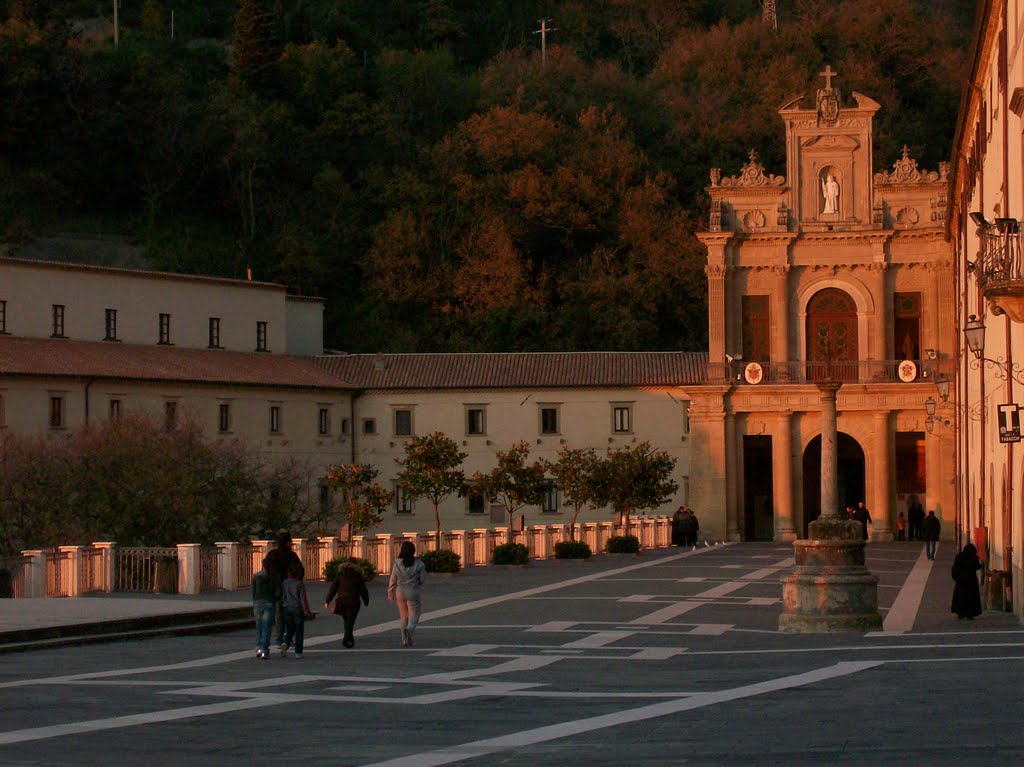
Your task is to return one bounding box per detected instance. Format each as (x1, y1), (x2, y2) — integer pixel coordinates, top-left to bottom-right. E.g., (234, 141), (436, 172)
(280, 563), (313, 658)
(388, 541), (426, 647)
(252, 562), (280, 659)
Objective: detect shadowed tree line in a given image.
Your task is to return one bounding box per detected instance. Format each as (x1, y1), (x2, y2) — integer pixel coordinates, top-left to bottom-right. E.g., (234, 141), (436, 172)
(0, 0), (976, 353)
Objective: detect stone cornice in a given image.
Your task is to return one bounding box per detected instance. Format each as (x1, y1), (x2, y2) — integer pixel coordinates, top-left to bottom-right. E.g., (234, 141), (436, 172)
(796, 230), (893, 244)
(730, 232), (799, 246)
(695, 231), (735, 246)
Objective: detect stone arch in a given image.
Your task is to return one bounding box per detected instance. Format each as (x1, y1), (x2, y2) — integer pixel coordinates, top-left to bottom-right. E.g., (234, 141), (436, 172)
(800, 431), (866, 537)
(796, 278), (873, 362)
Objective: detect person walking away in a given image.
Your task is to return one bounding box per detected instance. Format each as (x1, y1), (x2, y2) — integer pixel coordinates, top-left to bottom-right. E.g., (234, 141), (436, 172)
(388, 541), (426, 647)
(671, 507), (685, 547)
(908, 497), (925, 541)
(678, 510), (694, 547)
(263, 531), (304, 651)
(896, 512), (906, 542)
(252, 562), (280, 659)
(325, 560), (370, 648)
(951, 543), (982, 620)
(688, 510), (700, 546)
(280, 563), (313, 658)
(852, 502), (872, 541)
(922, 510), (941, 560)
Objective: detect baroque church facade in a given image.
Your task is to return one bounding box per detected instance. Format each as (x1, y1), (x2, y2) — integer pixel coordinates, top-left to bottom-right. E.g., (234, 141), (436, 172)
(693, 68), (955, 542)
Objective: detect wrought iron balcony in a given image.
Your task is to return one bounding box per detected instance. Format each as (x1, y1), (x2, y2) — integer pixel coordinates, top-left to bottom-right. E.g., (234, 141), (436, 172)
(706, 358), (953, 386)
(974, 215), (1024, 322)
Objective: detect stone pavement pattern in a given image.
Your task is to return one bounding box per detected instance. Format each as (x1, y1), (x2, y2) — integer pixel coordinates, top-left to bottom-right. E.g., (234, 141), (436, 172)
(0, 542), (1021, 766)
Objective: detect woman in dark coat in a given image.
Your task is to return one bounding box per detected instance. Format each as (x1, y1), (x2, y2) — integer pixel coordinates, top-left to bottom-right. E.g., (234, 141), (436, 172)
(951, 543), (982, 620)
(671, 507), (685, 546)
(325, 562), (370, 648)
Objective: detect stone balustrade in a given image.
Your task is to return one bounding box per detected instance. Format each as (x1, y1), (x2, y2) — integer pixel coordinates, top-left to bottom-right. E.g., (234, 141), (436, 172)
(12, 517), (673, 598)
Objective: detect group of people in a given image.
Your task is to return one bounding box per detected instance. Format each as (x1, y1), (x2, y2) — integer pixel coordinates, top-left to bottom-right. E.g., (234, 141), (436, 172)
(251, 532), (427, 658)
(671, 507), (700, 547)
(896, 497), (928, 542)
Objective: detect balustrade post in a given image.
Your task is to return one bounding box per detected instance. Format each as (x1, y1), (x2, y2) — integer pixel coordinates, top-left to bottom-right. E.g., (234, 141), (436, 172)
(177, 543), (201, 595)
(475, 529), (491, 566)
(20, 550), (45, 598)
(319, 536), (338, 564)
(58, 545), (83, 597)
(292, 538), (306, 568)
(532, 526), (548, 559)
(251, 540), (271, 574)
(216, 542), (238, 590)
(351, 535), (365, 560)
(92, 542), (116, 592)
(449, 530), (467, 566)
(376, 534), (394, 575)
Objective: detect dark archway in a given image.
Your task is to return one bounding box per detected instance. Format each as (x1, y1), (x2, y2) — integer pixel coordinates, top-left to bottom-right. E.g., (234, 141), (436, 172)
(801, 432), (866, 537)
(806, 288), (858, 381)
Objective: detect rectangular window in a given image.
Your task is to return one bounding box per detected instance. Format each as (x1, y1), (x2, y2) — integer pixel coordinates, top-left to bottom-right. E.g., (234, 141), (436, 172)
(613, 405), (632, 433)
(52, 305), (65, 338)
(104, 309), (118, 341)
(542, 480), (559, 513)
(394, 408), (412, 436)
(318, 407), (330, 435)
(466, 487), (485, 515)
(208, 317), (221, 348)
(341, 418), (350, 435)
(466, 407), (486, 435)
(540, 406), (559, 435)
(219, 403), (231, 433)
(256, 321), (268, 352)
(49, 396), (65, 429)
(894, 292), (922, 361)
(164, 401), (177, 430)
(741, 295), (770, 362)
(109, 399), (121, 420)
(0, 300), (7, 333)
(395, 484), (413, 514)
(362, 418), (376, 435)
(159, 313), (171, 344)
(270, 405), (282, 434)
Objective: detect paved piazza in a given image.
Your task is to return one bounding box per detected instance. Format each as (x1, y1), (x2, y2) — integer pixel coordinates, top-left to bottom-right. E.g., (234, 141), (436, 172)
(1, 543), (1022, 765)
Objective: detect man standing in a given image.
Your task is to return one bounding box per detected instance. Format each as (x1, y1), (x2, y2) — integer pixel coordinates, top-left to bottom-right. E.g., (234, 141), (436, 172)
(671, 507), (685, 547)
(262, 531), (304, 651)
(852, 502), (872, 541)
(922, 510), (941, 560)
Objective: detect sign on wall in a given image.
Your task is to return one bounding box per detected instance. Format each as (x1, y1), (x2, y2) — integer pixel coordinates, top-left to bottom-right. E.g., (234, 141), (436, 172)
(998, 403), (1021, 444)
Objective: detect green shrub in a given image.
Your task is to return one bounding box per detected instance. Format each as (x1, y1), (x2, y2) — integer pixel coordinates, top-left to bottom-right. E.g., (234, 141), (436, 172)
(554, 541), (592, 559)
(606, 535), (640, 554)
(323, 556), (377, 583)
(492, 542), (529, 565)
(422, 548), (461, 573)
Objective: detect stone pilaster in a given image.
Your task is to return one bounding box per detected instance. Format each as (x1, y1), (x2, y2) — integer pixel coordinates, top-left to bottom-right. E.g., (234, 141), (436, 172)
(872, 410), (894, 540)
(771, 265), (790, 364)
(867, 262), (888, 360)
(773, 411), (797, 541)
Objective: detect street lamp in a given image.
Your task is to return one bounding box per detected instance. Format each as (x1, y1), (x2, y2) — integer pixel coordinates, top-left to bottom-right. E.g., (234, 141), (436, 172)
(962, 314), (1024, 384)
(964, 315), (986, 360)
(935, 376), (950, 402)
(925, 396), (937, 416)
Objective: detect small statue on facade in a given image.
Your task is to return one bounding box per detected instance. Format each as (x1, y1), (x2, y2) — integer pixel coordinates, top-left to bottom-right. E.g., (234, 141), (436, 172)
(821, 173), (840, 214)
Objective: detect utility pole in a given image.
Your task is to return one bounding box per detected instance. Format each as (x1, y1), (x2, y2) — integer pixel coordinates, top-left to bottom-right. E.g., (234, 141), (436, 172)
(534, 19), (557, 68)
(761, 0), (778, 31)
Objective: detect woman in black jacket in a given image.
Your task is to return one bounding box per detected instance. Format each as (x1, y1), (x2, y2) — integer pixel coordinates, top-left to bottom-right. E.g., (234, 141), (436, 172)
(951, 543), (982, 620)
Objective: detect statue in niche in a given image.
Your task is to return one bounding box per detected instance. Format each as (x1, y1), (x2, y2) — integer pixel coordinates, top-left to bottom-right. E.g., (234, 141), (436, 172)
(821, 172), (840, 214)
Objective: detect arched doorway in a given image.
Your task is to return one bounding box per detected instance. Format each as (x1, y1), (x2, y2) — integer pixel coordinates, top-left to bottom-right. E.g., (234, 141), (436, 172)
(801, 432), (866, 537)
(806, 288), (858, 381)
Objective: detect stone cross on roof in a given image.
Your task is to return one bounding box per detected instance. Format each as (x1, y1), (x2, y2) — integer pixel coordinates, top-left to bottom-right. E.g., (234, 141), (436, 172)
(819, 64), (838, 91)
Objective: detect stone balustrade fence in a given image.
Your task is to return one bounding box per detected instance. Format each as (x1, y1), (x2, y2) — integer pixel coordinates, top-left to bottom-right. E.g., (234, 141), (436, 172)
(5, 517), (673, 598)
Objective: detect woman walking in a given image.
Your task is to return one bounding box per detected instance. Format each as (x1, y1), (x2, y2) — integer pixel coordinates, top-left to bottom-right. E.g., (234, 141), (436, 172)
(388, 541), (426, 647)
(951, 543), (983, 620)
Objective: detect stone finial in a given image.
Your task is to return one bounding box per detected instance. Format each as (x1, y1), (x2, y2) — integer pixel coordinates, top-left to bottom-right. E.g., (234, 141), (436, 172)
(874, 147), (940, 185)
(720, 149), (785, 188)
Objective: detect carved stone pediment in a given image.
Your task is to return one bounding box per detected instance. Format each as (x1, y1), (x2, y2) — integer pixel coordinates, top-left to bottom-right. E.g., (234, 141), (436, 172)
(719, 150), (785, 188)
(801, 134), (860, 151)
(874, 146), (941, 185)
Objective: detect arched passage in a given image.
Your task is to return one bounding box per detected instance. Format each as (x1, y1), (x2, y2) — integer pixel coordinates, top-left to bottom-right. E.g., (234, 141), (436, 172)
(801, 432), (866, 537)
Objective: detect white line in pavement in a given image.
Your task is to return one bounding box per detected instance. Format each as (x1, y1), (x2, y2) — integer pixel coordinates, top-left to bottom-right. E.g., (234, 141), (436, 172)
(560, 631), (635, 648)
(629, 601), (702, 624)
(877, 547), (933, 634)
(358, 661), (882, 767)
(0, 547), (717, 690)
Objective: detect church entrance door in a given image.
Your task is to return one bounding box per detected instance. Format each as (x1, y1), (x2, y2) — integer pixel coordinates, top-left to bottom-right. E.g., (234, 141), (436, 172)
(806, 288), (858, 381)
(742, 435), (774, 541)
(801, 432), (866, 537)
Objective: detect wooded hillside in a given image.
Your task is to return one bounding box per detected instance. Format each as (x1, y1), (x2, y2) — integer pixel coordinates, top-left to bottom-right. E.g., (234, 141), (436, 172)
(0, 1), (976, 352)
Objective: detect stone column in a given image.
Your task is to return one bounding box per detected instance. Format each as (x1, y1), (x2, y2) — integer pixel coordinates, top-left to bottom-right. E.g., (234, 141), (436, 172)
(772, 265), (791, 368)
(725, 412), (740, 540)
(216, 542), (238, 591)
(773, 411), (797, 541)
(818, 382), (841, 518)
(177, 543), (200, 595)
(20, 550), (46, 598)
(92, 542), (116, 592)
(872, 410), (894, 540)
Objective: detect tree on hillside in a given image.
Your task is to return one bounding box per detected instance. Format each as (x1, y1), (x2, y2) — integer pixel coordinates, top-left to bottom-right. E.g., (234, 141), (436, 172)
(395, 431), (467, 542)
(232, 0), (280, 92)
(472, 442), (547, 533)
(326, 463), (392, 542)
(590, 442), (678, 530)
(543, 446), (600, 540)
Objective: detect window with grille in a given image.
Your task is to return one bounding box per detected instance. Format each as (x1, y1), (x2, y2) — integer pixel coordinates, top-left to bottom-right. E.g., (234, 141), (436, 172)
(208, 317), (221, 348)
(394, 408), (412, 436)
(270, 405), (282, 434)
(219, 403), (231, 433)
(542, 480), (559, 513)
(256, 321), (268, 352)
(49, 396), (65, 428)
(109, 399), (121, 420)
(104, 309), (118, 341)
(318, 407), (330, 435)
(540, 406), (559, 434)
(466, 407), (486, 435)
(159, 313), (171, 344)
(52, 305), (65, 338)
(613, 405), (632, 433)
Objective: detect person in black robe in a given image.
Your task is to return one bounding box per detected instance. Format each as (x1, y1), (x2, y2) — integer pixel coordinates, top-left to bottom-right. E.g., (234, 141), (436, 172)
(671, 507), (685, 546)
(852, 502), (872, 541)
(907, 497), (925, 541)
(951, 543), (982, 620)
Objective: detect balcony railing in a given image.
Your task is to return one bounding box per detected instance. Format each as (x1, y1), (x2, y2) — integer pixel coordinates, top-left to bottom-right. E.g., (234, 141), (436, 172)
(707, 359), (953, 386)
(976, 220), (1024, 322)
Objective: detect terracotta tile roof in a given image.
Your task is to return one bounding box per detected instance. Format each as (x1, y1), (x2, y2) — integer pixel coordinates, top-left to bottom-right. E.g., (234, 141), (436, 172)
(313, 352), (709, 389)
(0, 336), (348, 390)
